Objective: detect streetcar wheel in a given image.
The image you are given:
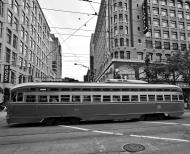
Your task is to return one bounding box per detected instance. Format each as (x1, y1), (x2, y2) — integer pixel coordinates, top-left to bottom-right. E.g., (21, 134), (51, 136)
(42, 118), (56, 126)
(69, 118), (80, 125)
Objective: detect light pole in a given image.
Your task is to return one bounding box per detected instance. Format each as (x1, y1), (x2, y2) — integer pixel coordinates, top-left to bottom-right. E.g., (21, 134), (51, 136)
(74, 63), (89, 69)
(74, 63), (91, 82)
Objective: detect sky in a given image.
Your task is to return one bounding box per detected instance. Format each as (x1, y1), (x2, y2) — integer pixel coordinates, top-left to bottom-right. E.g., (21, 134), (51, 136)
(37, 0), (101, 81)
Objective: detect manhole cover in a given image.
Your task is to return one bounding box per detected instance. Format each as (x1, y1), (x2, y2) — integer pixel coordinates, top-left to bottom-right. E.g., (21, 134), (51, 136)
(123, 143), (145, 153)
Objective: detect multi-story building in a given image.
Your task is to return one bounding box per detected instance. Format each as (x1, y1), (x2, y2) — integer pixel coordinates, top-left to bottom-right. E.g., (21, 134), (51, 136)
(91, 0), (190, 82)
(49, 34), (62, 80)
(0, 0), (61, 91)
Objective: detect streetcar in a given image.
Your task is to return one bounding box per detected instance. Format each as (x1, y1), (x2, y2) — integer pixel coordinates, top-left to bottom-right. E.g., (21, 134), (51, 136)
(6, 81), (184, 125)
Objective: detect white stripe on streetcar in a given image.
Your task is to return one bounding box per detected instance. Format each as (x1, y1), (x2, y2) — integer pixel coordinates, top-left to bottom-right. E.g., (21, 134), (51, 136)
(130, 135), (190, 143)
(59, 125), (89, 131)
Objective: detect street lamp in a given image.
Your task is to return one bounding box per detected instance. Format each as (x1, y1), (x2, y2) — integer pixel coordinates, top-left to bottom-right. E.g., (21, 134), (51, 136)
(74, 63), (89, 69)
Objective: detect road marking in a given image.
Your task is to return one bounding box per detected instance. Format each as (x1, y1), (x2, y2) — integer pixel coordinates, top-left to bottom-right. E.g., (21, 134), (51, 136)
(92, 130), (123, 136)
(59, 125), (123, 136)
(144, 121), (190, 127)
(59, 125), (89, 131)
(130, 135), (190, 143)
(144, 122), (179, 125)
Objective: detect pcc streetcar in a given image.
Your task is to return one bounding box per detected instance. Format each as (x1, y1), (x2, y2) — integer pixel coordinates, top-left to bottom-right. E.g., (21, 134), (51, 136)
(6, 81), (184, 125)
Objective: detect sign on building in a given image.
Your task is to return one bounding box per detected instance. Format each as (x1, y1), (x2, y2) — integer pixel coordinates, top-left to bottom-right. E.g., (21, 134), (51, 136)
(3, 65), (10, 83)
(142, 0), (149, 34)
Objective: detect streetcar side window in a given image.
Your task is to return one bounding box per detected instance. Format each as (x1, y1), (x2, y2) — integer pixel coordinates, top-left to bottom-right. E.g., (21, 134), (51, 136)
(179, 95), (184, 101)
(131, 95), (138, 102)
(172, 95), (178, 101)
(49, 95), (59, 102)
(157, 95), (164, 101)
(164, 95), (171, 101)
(148, 95), (155, 101)
(11, 92), (17, 102)
(83, 95), (91, 102)
(26, 95), (36, 102)
(92, 95), (101, 102)
(112, 95), (121, 102)
(38, 95), (48, 102)
(61, 95), (70, 102)
(122, 95), (130, 102)
(140, 95), (147, 102)
(17, 93), (23, 102)
(72, 95), (81, 102)
(103, 95), (111, 102)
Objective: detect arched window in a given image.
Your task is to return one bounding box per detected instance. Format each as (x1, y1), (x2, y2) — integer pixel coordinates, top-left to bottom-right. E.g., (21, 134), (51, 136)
(185, 2), (190, 9)
(114, 51), (118, 58)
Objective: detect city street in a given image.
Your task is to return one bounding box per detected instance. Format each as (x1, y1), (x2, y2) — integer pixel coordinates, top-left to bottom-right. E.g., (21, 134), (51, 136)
(0, 111), (190, 154)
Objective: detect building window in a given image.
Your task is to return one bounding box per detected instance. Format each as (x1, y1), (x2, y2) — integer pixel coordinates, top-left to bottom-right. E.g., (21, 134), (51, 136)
(172, 43), (178, 50)
(163, 31), (169, 39)
(155, 41), (162, 49)
(181, 44), (186, 51)
(7, 10), (13, 26)
(169, 0), (175, 7)
(153, 8), (159, 15)
(177, 0), (183, 8)
(114, 51), (118, 58)
(126, 51), (130, 59)
(161, 9), (167, 16)
(21, 11), (25, 24)
(137, 52), (143, 60)
(6, 48), (11, 63)
(161, 0), (167, 5)
(13, 34), (18, 49)
(0, 0), (3, 17)
(156, 53), (162, 62)
(171, 32), (177, 39)
(20, 41), (24, 54)
(120, 38), (124, 46)
(153, 19), (160, 26)
(187, 24), (190, 30)
(115, 38), (118, 47)
(162, 20), (168, 27)
(180, 33), (185, 40)
(178, 11), (183, 19)
(185, 2), (190, 10)
(6, 28), (12, 44)
(154, 30), (161, 38)
(0, 21), (2, 37)
(186, 13), (190, 20)
(171, 21), (177, 28)
(10, 71), (16, 84)
(119, 14), (123, 22)
(146, 40), (153, 49)
(164, 42), (170, 50)
(0, 43), (1, 60)
(146, 30), (152, 37)
(21, 26), (24, 39)
(13, 17), (18, 32)
(152, 0), (158, 5)
(120, 51), (124, 59)
(13, 0), (19, 15)
(126, 38), (129, 46)
(170, 10), (176, 18)
(19, 57), (23, 69)
(12, 52), (17, 66)
(179, 22), (185, 29)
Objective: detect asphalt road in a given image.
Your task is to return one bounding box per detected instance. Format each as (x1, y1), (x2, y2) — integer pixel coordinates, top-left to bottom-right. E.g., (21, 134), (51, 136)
(0, 111), (190, 154)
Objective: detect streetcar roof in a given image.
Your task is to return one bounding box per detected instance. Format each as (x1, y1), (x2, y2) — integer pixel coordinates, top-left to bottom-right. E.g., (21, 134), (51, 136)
(11, 82), (181, 90)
